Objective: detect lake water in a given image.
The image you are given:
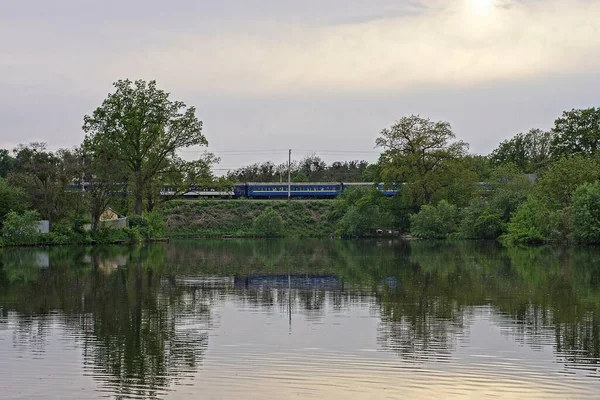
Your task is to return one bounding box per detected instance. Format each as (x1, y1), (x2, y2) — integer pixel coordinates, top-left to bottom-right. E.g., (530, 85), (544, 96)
(1, 240), (600, 399)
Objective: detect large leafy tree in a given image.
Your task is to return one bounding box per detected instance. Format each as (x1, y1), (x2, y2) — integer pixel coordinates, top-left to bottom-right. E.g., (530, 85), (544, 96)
(551, 107), (600, 158)
(78, 140), (128, 230)
(83, 79), (207, 215)
(0, 149), (15, 178)
(376, 115), (468, 206)
(490, 128), (553, 173)
(8, 143), (80, 221)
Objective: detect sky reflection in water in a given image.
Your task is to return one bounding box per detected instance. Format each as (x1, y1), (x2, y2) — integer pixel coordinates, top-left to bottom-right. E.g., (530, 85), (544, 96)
(1, 240), (599, 399)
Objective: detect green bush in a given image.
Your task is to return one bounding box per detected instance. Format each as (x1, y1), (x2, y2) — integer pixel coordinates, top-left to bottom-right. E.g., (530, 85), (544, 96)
(0, 178), (26, 225)
(128, 215), (148, 229)
(145, 211), (166, 238)
(253, 207), (285, 237)
(409, 200), (458, 239)
(458, 198), (505, 240)
(572, 182), (600, 244)
(124, 226), (143, 242)
(2, 210), (41, 245)
(502, 197), (551, 245)
(91, 226), (126, 244)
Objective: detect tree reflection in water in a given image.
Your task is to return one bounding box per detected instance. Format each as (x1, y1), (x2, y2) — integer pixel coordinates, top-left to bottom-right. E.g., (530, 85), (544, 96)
(1, 239), (600, 397)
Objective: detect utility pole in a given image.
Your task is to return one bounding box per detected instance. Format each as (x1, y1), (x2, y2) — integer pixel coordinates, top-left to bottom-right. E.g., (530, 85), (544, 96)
(288, 149), (291, 200)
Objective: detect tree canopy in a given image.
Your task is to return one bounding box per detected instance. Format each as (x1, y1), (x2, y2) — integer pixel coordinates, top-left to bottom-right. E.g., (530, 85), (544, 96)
(83, 79), (207, 214)
(376, 114), (469, 206)
(490, 128), (553, 173)
(551, 107), (600, 158)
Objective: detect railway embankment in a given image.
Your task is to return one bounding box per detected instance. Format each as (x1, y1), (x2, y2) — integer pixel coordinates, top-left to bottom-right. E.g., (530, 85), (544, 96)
(160, 200), (336, 238)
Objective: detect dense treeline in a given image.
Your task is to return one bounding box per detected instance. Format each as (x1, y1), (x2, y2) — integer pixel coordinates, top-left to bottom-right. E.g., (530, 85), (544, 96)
(326, 108), (600, 245)
(0, 76), (598, 245)
(0, 79), (222, 245)
(226, 156), (373, 183)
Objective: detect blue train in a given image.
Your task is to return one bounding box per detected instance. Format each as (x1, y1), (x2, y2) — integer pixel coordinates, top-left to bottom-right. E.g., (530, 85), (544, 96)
(67, 182), (399, 199)
(233, 182), (398, 199)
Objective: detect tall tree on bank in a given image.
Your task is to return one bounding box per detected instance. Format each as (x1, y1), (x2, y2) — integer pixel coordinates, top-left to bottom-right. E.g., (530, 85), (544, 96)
(551, 107), (600, 158)
(376, 115), (469, 206)
(83, 79), (207, 215)
(490, 128), (553, 173)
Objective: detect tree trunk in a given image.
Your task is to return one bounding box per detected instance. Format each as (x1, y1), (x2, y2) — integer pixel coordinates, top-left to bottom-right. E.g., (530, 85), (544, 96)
(134, 173), (144, 215)
(134, 191), (143, 215)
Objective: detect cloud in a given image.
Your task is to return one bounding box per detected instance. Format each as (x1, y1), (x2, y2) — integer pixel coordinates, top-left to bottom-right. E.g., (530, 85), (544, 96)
(104, 0), (600, 96)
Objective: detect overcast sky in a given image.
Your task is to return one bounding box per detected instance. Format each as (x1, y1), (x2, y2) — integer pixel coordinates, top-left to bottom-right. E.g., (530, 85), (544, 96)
(1, 0), (599, 170)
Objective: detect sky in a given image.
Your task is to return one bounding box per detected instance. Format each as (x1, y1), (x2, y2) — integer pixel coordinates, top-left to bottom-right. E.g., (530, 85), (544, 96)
(1, 0), (599, 171)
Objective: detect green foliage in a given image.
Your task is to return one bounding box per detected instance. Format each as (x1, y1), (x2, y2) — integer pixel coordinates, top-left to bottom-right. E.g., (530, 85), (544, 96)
(0, 178), (26, 224)
(127, 212), (166, 239)
(253, 207), (285, 237)
(572, 182), (600, 244)
(83, 79), (208, 215)
(376, 114), (469, 207)
(329, 187), (393, 237)
(534, 156), (599, 209)
(502, 197), (552, 245)
(551, 107), (600, 158)
(145, 211), (166, 238)
(91, 227), (128, 244)
(490, 129), (553, 173)
(2, 210), (41, 245)
(458, 198), (505, 240)
(409, 200), (458, 239)
(487, 163), (532, 221)
(161, 200), (334, 238)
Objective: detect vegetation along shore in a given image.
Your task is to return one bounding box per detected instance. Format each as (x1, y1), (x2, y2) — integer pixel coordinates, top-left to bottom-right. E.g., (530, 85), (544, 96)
(0, 79), (599, 246)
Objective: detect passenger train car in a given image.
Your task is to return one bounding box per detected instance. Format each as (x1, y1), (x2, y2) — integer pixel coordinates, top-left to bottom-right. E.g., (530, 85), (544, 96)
(68, 182), (399, 199)
(233, 182), (398, 199)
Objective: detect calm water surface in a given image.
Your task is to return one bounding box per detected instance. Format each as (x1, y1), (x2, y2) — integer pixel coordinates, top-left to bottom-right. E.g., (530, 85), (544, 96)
(1, 240), (600, 399)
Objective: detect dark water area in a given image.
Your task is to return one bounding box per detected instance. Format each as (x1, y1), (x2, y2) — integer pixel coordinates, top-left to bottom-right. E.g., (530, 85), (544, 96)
(1, 240), (600, 399)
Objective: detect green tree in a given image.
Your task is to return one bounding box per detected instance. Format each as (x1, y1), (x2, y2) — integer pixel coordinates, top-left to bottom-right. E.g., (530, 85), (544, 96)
(253, 207), (285, 237)
(8, 143), (80, 222)
(551, 107), (600, 158)
(0, 149), (15, 178)
(572, 182), (600, 244)
(376, 115), (468, 206)
(329, 187), (392, 237)
(79, 142), (127, 230)
(2, 210), (40, 245)
(534, 156), (600, 209)
(409, 200), (458, 239)
(458, 198), (504, 240)
(0, 178), (26, 224)
(487, 163), (532, 222)
(490, 128), (553, 173)
(502, 197), (551, 245)
(83, 79), (207, 215)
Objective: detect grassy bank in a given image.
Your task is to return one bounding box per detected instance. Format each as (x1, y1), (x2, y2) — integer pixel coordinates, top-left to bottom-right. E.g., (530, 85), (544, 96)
(160, 200), (336, 238)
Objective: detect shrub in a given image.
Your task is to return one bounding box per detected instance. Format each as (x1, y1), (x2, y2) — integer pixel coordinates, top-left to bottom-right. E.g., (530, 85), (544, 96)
(0, 178), (25, 225)
(128, 215), (148, 229)
(572, 182), (600, 244)
(502, 197), (550, 245)
(253, 207), (285, 237)
(91, 227), (126, 244)
(145, 211), (166, 238)
(458, 198), (505, 240)
(336, 206), (376, 237)
(409, 200), (458, 239)
(2, 210), (41, 245)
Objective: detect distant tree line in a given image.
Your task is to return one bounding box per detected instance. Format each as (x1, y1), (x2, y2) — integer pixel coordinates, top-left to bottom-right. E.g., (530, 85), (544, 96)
(0, 76), (599, 246)
(328, 107), (600, 245)
(0, 79), (221, 244)
(226, 156), (373, 183)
